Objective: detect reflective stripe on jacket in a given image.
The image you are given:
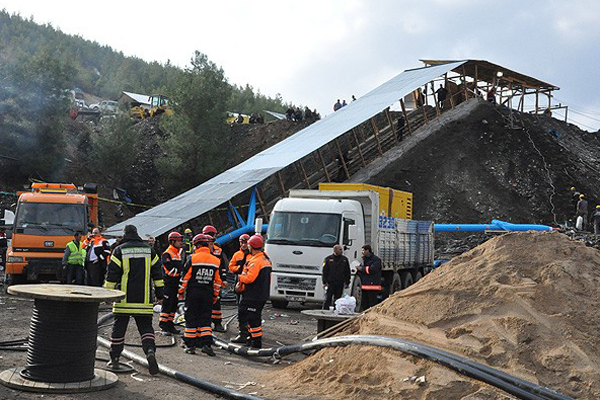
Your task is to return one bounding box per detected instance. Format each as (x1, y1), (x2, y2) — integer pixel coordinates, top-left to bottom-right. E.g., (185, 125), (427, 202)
(65, 240), (85, 266)
(178, 247), (222, 299)
(238, 251), (272, 302)
(162, 245), (183, 278)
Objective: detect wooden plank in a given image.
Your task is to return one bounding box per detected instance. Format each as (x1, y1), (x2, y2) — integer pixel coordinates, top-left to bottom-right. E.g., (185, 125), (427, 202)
(317, 149), (331, 182)
(351, 129), (367, 167)
(276, 172), (287, 196)
(462, 65), (469, 100)
(256, 186), (269, 222)
(400, 99), (412, 135)
(335, 138), (351, 180)
(370, 117), (384, 155)
(384, 107), (399, 144)
(520, 84), (525, 112)
(474, 64), (478, 94)
(297, 160), (311, 188)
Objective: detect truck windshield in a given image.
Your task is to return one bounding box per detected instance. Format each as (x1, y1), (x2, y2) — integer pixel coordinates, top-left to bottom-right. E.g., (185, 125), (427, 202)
(267, 212), (341, 247)
(14, 203), (86, 235)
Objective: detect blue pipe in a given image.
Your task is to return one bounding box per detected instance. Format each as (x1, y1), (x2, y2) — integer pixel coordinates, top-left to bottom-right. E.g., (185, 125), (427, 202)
(434, 220), (553, 233)
(215, 224), (268, 246)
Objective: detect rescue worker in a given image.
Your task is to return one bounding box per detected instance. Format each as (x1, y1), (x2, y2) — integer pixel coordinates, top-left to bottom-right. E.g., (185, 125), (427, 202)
(229, 234), (251, 307)
(62, 231), (86, 285)
(104, 225), (164, 375)
(159, 231), (185, 334)
(231, 235), (272, 349)
(592, 205), (600, 234)
(576, 194), (589, 230)
(203, 225), (229, 332)
(178, 234), (222, 356)
(183, 228), (194, 256)
(322, 245), (351, 310)
(86, 227), (110, 286)
(356, 244), (382, 310)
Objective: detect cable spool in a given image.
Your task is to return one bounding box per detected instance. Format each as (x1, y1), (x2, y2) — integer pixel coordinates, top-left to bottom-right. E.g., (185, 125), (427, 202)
(0, 284), (125, 394)
(22, 299), (98, 382)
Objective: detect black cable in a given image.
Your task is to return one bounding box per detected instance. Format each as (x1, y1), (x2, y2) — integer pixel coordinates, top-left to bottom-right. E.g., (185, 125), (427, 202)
(22, 299), (99, 383)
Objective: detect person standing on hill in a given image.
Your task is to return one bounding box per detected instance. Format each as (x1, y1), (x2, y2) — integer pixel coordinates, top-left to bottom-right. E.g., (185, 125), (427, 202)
(435, 84), (448, 109)
(333, 99), (342, 111)
(356, 245), (382, 310)
(591, 206), (600, 234)
(322, 245), (351, 310)
(576, 194), (589, 230)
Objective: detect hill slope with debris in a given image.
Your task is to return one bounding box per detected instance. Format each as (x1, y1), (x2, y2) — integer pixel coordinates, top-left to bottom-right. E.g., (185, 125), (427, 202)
(262, 232), (600, 399)
(365, 100), (600, 225)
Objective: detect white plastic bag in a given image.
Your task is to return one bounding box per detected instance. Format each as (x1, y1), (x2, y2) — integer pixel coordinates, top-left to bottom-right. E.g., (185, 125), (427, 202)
(335, 294), (357, 314)
(576, 216), (583, 230)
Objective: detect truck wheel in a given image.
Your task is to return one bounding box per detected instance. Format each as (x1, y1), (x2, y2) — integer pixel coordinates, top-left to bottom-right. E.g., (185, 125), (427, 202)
(3, 273), (25, 294)
(413, 270), (423, 283)
(351, 276), (363, 312)
(400, 271), (414, 290)
(390, 272), (401, 295)
(271, 300), (289, 309)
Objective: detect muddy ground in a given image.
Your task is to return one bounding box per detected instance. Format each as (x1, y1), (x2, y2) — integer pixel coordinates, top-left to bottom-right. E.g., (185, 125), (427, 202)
(0, 294), (319, 400)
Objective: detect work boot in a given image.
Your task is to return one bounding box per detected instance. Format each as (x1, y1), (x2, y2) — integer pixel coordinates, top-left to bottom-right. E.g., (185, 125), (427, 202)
(213, 322), (226, 332)
(201, 345), (216, 357)
(184, 345), (196, 354)
(106, 356), (120, 370)
(146, 350), (159, 375)
(249, 338), (262, 349)
(231, 334), (250, 344)
(159, 322), (180, 335)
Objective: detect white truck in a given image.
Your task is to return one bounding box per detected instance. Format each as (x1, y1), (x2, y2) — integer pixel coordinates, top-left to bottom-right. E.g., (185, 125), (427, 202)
(266, 184), (434, 311)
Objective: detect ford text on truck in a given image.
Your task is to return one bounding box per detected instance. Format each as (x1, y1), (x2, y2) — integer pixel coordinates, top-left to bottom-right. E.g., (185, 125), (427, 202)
(266, 183), (434, 311)
(4, 182), (98, 286)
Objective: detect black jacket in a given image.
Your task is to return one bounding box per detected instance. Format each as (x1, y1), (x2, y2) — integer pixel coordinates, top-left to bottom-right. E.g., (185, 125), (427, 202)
(358, 253), (382, 291)
(104, 232), (164, 315)
(322, 254), (351, 286)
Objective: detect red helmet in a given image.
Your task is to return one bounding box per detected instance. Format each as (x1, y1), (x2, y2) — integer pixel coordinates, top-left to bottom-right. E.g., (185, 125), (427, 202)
(202, 225), (217, 236)
(168, 231), (183, 241)
(248, 234), (263, 249)
(192, 233), (212, 245)
(239, 234), (250, 242)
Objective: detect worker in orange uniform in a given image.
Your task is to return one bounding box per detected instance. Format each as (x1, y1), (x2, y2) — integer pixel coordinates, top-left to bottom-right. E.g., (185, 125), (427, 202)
(231, 234), (272, 348)
(229, 233), (250, 304)
(178, 234), (222, 356)
(202, 225), (229, 332)
(159, 231), (185, 335)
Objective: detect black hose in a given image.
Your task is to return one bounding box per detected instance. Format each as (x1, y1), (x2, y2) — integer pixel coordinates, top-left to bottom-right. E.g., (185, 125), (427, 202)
(23, 299), (98, 383)
(213, 335), (572, 400)
(97, 313), (263, 400)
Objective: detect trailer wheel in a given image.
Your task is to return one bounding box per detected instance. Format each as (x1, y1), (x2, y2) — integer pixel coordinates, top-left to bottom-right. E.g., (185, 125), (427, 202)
(351, 276), (363, 312)
(271, 300), (289, 309)
(390, 273), (401, 295)
(413, 270), (423, 283)
(400, 271), (414, 290)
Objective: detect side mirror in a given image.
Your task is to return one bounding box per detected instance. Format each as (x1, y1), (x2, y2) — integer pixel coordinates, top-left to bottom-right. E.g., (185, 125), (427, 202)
(348, 225), (358, 241)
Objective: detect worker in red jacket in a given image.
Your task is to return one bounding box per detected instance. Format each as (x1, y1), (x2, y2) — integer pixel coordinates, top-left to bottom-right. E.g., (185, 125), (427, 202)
(202, 225), (229, 332)
(231, 235), (272, 349)
(178, 234), (222, 356)
(159, 231), (185, 334)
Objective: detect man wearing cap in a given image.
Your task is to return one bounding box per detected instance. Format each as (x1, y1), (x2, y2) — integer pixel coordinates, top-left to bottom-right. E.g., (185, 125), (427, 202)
(231, 234), (272, 348)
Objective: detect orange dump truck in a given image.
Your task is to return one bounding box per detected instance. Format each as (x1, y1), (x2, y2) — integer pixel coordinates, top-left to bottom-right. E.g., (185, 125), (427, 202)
(5, 183), (98, 286)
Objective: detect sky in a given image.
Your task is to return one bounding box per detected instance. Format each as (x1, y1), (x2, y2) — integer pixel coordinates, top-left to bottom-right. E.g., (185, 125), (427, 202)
(2, 0), (600, 130)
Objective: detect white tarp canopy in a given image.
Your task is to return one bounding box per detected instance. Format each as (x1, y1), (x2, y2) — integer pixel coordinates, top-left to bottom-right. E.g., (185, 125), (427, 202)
(105, 61), (466, 238)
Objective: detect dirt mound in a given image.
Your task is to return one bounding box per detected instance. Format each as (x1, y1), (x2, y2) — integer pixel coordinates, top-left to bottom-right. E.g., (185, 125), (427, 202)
(367, 101), (600, 226)
(262, 232), (600, 399)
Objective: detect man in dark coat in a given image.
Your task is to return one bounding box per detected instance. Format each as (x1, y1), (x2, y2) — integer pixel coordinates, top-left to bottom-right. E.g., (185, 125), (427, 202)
(356, 244), (382, 310)
(322, 245), (351, 310)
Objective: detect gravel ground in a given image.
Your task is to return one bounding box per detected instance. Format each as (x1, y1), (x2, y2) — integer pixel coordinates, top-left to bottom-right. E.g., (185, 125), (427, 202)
(0, 292), (319, 400)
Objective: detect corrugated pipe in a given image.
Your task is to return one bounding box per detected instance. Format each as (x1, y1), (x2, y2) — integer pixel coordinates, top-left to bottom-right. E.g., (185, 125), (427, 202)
(96, 313), (263, 400)
(434, 219), (555, 233)
(214, 336), (571, 400)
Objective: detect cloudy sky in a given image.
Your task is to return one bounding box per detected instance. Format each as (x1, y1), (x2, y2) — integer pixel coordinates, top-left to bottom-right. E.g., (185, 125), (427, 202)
(2, 0), (600, 130)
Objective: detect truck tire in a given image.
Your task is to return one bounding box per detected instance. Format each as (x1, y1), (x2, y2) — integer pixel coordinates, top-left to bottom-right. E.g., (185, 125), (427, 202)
(390, 272), (401, 295)
(351, 276), (363, 312)
(3, 273), (25, 294)
(271, 299), (289, 309)
(413, 270), (423, 283)
(400, 271), (414, 290)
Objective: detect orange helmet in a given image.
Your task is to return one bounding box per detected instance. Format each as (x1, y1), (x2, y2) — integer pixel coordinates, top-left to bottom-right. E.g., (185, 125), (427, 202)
(248, 234), (264, 249)
(168, 231), (183, 241)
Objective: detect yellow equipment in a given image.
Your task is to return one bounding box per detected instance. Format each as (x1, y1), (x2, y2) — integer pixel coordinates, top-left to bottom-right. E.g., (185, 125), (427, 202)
(148, 95), (173, 117)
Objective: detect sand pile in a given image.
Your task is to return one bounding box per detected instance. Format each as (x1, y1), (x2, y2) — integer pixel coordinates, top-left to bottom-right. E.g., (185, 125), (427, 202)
(261, 232), (600, 399)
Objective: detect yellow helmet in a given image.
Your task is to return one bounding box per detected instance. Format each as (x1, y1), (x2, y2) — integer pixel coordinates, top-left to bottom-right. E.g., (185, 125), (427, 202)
(570, 186), (576, 191)
(580, 194), (585, 199)
(184, 228), (192, 234)
(596, 205), (600, 209)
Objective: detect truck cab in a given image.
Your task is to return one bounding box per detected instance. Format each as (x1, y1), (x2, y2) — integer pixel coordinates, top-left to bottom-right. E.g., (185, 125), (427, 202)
(266, 197), (363, 309)
(5, 183), (98, 286)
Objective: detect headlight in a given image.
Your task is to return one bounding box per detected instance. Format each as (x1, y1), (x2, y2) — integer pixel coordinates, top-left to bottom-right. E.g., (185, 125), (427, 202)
(7, 256), (24, 263)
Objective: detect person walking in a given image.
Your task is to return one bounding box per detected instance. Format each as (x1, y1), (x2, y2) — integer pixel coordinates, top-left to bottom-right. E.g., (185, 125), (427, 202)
(159, 231), (185, 334)
(322, 245), (351, 310)
(231, 235), (272, 348)
(178, 234), (222, 356)
(356, 244), (382, 310)
(103, 225), (164, 375)
(62, 231), (86, 285)
(202, 225), (229, 332)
